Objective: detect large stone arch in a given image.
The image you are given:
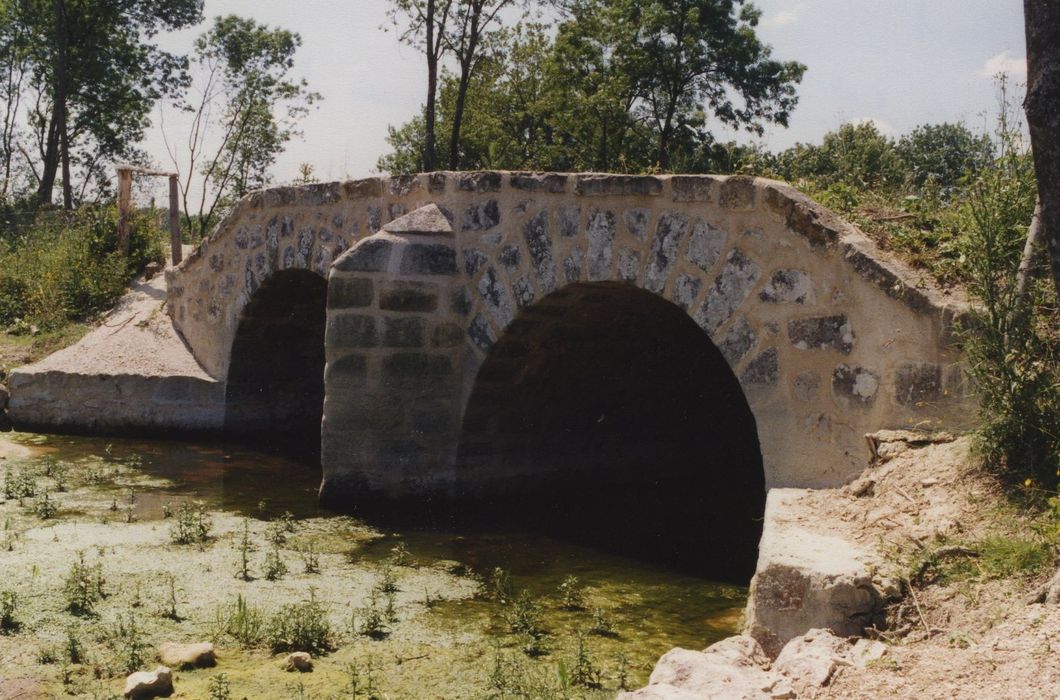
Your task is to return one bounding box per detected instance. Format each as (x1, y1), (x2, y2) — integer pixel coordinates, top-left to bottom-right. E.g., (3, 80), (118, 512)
(165, 172), (975, 504)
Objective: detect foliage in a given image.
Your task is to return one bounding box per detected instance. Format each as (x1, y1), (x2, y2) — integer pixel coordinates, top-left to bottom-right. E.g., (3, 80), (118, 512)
(0, 0), (203, 206)
(213, 595), (265, 648)
(267, 591), (332, 655)
(109, 612), (146, 674)
(0, 590), (19, 633)
(380, 0), (805, 173)
(169, 14), (319, 238)
(0, 204), (165, 330)
(170, 501), (212, 545)
(63, 551), (105, 616)
(958, 99), (1059, 486)
(262, 543), (288, 581)
(558, 575), (586, 611)
(208, 673), (232, 700)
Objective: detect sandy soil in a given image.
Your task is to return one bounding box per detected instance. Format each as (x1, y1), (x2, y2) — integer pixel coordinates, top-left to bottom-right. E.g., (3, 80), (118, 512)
(790, 433), (1060, 700)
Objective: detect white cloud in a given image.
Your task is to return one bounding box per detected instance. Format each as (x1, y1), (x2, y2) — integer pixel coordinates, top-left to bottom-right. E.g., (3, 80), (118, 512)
(980, 50), (1027, 79)
(854, 117), (897, 137)
(761, 3), (806, 30)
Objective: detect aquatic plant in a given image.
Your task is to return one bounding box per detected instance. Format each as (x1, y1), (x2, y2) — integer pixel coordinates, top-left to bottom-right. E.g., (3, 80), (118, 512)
(558, 575), (587, 611)
(170, 501), (212, 545)
(568, 634), (603, 689)
(109, 612), (146, 673)
(263, 543), (288, 581)
(389, 541), (413, 566)
(3, 465), (37, 503)
(64, 625), (85, 663)
(300, 542), (320, 574)
(62, 551), (105, 616)
(160, 573), (181, 621)
(32, 488), (59, 519)
(214, 595), (266, 648)
(208, 673), (232, 700)
(236, 519), (253, 581)
(588, 607), (617, 637)
(358, 590), (389, 641)
(267, 590), (332, 654)
(0, 590), (19, 633)
(506, 590), (545, 639)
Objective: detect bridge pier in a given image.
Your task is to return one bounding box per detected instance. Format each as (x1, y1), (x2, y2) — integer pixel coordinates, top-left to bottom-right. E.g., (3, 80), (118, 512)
(321, 204), (467, 508)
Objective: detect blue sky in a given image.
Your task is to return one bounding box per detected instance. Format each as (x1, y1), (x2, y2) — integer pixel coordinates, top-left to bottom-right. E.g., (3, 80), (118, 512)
(144, 0), (1027, 189)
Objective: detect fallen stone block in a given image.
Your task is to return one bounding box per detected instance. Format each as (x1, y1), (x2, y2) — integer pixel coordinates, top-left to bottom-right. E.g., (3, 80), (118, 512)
(123, 666), (173, 699)
(158, 641), (215, 669)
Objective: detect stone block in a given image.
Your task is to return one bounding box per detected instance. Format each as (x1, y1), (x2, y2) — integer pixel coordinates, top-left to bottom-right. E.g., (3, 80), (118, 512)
(297, 182), (340, 206)
(428, 172), (447, 193)
(719, 177), (756, 210)
(760, 270), (815, 304)
(575, 174), (663, 197)
(324, 354), (368, 389)
(523, 210), (556, 292)
(741, 347), (778, 386)
(788, 315), (854, 354)
(328, 277), (373, 308)
(670, 274), (701, 311)
(462, 200), (501, 231)
(399, 243), (457, 275)
(326, 314), (378, 348)
(671, 176), (717, 203)
(468, 313), (497, 352)
(333, 238), (392, 273)
(645, 212), (690, 293)
(379, 283), (439, 312)
(510, 172), (567, 192)
(895, 362), (942, 406)
(719, 318), (757, 365)
(695, 249), (760, 334)
(384, 317), (426, 348)
(832, 364), (879, 407)
(499, 244), (521, 269)
(586, 209), (616, 280)
(623, 208), (650, 240)
(388, 174), (420, 196)
(410, 399), (455, 434)
(343, 178), (383, 198)
(686, 218), (727, 273)
(558, 205), (581, 237)
(382, 353), (453, 389)
(327, 394), (404, 431)
(432, 323), (465, 348)
(463, 248), (489, 277)
(477, 267), (515, 328)
(457, 171), (502, 192)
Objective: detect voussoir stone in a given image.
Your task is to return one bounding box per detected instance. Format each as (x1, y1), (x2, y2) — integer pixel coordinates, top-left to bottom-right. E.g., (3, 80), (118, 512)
(382, 203), (452, 236)
(123, 666), (173, 699)
(158, 641), (215, 669)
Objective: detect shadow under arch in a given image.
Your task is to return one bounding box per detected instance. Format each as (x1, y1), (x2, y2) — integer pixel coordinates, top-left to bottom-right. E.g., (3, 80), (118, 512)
(224, 269), (327, 458)
(457, 281), (765, 581)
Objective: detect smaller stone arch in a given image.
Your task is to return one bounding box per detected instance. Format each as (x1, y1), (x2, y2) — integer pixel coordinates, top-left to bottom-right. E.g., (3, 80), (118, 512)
(225, 268), (328, 454)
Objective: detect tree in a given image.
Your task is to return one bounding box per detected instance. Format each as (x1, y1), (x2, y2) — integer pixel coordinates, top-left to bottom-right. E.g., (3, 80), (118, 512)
(163, 15), (319, 238)
(387, 0), (454, 171)
(896, 123), (993, 193)
(1023, 0), (1060, 297)
(3, 0), (203, 208)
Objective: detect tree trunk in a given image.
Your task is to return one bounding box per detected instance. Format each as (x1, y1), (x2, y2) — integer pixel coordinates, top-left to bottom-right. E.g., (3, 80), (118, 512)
(448, 3), (482, 170)
(36, 111), (59, 205)
(1023, 0), (1060, 298)
(424, 0), (437, 172)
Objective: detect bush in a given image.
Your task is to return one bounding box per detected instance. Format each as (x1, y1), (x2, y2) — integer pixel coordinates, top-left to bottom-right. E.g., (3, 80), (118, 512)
(267, 592), (332, 655)
(63, 552), (106, 616)
(170, 501), (212, 545)
(0, 204), (165, 330)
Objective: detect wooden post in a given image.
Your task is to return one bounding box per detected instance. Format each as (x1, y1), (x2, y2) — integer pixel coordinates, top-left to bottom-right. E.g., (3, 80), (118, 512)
(116, 166), (133, 256)
(168, 174), (182, 266)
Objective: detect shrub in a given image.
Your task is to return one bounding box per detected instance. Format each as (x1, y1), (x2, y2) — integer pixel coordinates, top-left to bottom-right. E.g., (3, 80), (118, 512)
(170, 501), (212, 545)
(262, 544), (288, 581)
(558, 575), (586, 611)
(267, 592), (332, 655)
(63, 552), (105, 616)
(215, 595), (266, 648)
(0, 205), (165, 330)
(0, 590), (19, 633)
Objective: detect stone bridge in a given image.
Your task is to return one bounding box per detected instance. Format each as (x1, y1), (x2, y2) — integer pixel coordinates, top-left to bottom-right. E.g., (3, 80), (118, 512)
(165, 171), (973, 560)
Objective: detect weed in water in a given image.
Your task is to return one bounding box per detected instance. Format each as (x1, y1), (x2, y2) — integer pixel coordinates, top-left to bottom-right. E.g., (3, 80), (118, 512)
(389, 541), (413, 566)
(358, 591), (389, 641)
(506, 590), (545, 639)
(208, 673), (232, 700)
(486, 566), (513, 603)
(36, 646), (59, 664)
(64, 626), (85, 663)
(63, 551), (105, 616)
(301, 542), (320, 574)
(161, 502), (172, 519)
(343, 657), (380, 700)
(268, 590), (332, 654)
(32, 488), (59, 519)
(170, 501), (212, 545)
(558, 575), (587, 611)
(109, 612), (146, 674)
(588, 606), (617, 637)
(215, 595), (266, 648)
(263, 543), (288, 581)
(569, 634), (603, 689)
(3, 466), (37, 503)
(236, 519), (254, 581)
(161, 573), (181, 621)
(267, 511), (297, 545)
(0, 590), (19, 633)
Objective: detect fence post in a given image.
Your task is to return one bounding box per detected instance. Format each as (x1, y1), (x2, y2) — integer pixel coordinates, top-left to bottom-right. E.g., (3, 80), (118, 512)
(168, 174), (182, 266)
(116, 166), (133, 256)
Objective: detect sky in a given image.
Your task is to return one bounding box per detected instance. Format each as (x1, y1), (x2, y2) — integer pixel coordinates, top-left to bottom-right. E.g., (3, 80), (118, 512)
(140, 0), (1028, 198)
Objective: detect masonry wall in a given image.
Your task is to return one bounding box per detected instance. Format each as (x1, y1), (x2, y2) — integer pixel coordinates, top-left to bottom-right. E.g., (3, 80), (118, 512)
(167, 172), (976, 498)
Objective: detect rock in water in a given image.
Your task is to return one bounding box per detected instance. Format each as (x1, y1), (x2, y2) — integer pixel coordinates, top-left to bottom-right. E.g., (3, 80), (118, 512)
(123, 666), (173, 699)
(158, 641), (215, 669)
(283, 651), (313, 672)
